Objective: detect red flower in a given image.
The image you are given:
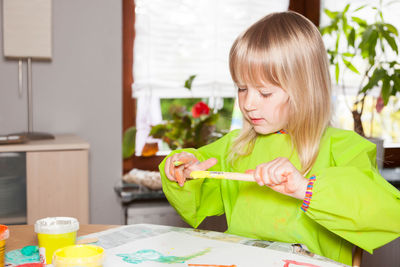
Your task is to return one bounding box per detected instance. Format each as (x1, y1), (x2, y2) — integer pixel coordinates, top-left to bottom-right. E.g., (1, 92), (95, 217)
(191, 101), (210, 118)
(376, 95), (384, 113)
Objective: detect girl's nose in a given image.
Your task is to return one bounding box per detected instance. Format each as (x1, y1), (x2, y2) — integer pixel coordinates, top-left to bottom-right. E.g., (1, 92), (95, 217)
(244, 93), (257, 111)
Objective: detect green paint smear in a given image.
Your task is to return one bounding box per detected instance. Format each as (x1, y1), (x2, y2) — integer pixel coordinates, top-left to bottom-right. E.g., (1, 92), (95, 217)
(6, 246), (40, 265)
(117, 247), (211, 264)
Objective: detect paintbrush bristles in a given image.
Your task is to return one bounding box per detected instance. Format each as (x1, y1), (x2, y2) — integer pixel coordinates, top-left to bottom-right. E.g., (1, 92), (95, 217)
(173, 161), (184, 167)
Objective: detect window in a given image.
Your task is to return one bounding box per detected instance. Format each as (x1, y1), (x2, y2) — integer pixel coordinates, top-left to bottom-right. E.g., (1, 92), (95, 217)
(122, 0), (322, 172)
(132, 0), (289, 155)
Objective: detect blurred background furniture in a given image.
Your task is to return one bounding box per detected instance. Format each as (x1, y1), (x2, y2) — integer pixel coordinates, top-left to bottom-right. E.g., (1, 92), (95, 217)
(0, 134), (89, 225)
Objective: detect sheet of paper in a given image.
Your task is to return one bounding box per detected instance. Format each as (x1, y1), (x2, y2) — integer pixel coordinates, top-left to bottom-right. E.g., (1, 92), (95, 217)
(78, 224), (348, 267)
(103, 231), (345, 267)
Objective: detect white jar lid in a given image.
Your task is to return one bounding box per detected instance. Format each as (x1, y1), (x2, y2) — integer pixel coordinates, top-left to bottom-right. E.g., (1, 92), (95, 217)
(34, 217), (79, 234)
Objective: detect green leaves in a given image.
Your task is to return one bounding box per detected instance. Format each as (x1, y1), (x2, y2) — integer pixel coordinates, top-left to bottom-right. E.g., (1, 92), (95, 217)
(361, 65), (400, 105)
(348, 28), (356, 47)
(320, 2), (400, 136)
(354, 4), (367, 12)
(381, 76), (391, 105)
(324, 9), (339, 19)
(359, 25), (378, 61)
(149, 98), (222, 150)
(184, 75), (197, 90)
(351, 16), (367, 28)
(335, 62), (339, 83)
(320, 2), (400, 101)
(384, 23), (398, 36)
(342, 58), (359, 74)
(382, 30), (398, 53)
(122, 126), (136, 159)
(362, 68), (386, 92)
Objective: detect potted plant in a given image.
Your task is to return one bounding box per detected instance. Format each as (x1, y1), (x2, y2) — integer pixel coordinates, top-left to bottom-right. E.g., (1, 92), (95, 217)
(320, 1), (400, 138)
(149, 76), (222, 149)
(122, 75), (225, 158)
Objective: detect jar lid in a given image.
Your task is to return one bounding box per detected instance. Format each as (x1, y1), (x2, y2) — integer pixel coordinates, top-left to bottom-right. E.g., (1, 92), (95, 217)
(0, 224), (9, 240)
(34, 217), (79, 234)
(53, 245), (105, 265)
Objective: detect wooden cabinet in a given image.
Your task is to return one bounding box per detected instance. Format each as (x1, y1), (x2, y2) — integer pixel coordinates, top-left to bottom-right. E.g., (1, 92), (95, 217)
(0, 135), (89, 224)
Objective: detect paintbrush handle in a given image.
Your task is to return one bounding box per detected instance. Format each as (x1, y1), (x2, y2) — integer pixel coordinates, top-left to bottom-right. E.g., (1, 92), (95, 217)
(190, 171), (255, 182)
(217, 171), (254, 182)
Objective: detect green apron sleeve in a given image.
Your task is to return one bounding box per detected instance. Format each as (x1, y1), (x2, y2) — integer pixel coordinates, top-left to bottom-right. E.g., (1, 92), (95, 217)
(304, 131), (400, 254)
(159, 130), (239, 228)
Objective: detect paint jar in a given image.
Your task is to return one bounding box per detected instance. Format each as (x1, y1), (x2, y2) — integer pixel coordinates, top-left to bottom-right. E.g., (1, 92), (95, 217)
(34, 217), (79, 265)
(52, 245), (105, 267)
(0, 225), (9, 267)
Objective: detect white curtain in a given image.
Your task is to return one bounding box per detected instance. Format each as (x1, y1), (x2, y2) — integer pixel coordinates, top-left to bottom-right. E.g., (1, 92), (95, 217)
(133, 0), (290, 155)
(135, 94), (162, 156)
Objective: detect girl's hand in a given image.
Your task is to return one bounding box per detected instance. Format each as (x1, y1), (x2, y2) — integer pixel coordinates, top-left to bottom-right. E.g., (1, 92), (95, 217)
(164, 152), (217, 187)
(250, 157), (308, 200)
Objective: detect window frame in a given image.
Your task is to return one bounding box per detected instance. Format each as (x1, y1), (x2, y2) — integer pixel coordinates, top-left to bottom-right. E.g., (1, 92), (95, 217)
(123, 0), (400, 172)
(122, 0), (321, 173)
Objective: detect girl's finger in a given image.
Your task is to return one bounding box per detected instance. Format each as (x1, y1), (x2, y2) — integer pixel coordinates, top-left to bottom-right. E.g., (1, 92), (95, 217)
(164, 157), (175, 181)
(272, 165), (288, 185)
(260, 164), (274, 186)
(183, 167), (193, 179)
(195, 158), (218, 171)
(274, 158), (293, 184)
(168, 157), (178, 182)
(280, 171), (291, 183)
(169, 154), (180, 180)
(175, 165), (186, 186)
(259, 160), (276, 186)
(254, 165), (264, 186)
(268, 158), (282, 185)
(176, 155), (197, 166)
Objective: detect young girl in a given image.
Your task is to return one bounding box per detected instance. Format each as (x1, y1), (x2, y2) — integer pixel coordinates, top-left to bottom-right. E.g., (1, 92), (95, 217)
(159, 11), (400, 265)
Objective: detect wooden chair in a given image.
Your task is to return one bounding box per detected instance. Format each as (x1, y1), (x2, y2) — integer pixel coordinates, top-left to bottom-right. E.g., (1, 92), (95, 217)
(352, 246), (364, 267)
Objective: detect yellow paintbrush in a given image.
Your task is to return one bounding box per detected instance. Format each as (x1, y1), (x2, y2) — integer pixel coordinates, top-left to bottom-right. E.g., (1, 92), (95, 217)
(189, 170), (254, 182)
(173, 160), (254, 182)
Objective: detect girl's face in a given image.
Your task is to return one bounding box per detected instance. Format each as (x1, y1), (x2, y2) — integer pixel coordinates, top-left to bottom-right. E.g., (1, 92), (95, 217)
(237, 82), (289, 135)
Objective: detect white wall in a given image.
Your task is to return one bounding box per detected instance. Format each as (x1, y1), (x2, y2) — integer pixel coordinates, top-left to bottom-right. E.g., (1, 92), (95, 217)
(0, 0), (123, 224)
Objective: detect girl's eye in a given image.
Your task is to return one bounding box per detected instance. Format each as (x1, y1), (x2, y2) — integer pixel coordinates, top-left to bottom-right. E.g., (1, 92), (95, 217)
(238, 87), (247, 92)
(261, 92), (272, 98)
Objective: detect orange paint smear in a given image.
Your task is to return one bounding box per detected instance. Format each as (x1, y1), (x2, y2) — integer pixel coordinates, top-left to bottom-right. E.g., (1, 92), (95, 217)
(283, 259), (320, 267)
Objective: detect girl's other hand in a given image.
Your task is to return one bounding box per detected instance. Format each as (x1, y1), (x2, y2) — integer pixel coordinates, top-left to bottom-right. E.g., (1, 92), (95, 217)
(250, 157), (308, 200)
(164, 152), (217, 187)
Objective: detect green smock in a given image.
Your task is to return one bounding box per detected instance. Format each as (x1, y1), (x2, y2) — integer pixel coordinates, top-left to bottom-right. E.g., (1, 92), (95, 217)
(159, 127), (400, 265)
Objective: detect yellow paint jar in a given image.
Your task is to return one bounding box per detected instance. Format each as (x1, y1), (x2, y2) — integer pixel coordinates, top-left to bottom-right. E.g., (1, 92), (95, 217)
(52, 245), (105, 267)
(0, 225), (9, 267)
(34, 217), (79, 265)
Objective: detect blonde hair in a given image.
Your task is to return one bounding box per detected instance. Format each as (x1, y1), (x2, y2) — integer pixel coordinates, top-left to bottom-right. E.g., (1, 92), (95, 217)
(228, 11), (332, 175)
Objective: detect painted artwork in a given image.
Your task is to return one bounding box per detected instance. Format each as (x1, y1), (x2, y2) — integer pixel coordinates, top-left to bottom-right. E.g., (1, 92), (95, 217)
(104, 232), (344, 267)
(117, 248), (211, 264)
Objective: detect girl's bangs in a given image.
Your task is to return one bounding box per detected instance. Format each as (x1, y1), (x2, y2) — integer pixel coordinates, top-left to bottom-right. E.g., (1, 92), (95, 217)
(231, 43), (282, 88)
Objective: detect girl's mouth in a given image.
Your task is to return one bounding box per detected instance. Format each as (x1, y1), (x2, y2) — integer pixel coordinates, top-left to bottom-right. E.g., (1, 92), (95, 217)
(250, 117), (264, 125)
